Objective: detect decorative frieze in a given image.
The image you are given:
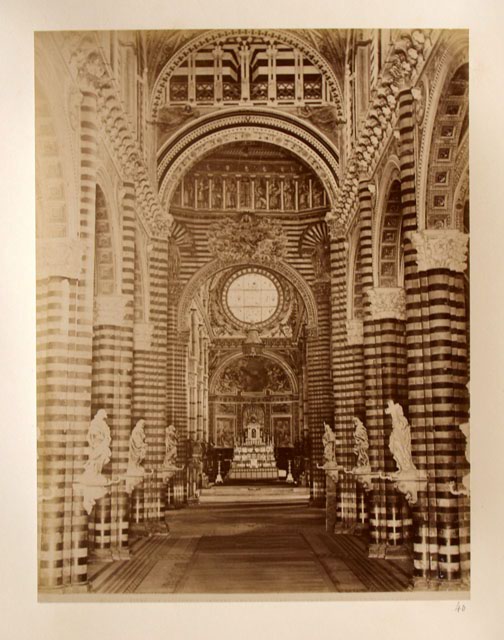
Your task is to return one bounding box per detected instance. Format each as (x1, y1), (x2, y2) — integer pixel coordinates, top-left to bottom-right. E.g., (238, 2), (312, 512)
(36, 237), (87, 280)
(346, 319), (364, 345)
(94, 294), (129, 326)
(408, 229), (469, 273)
(367, 287), (406, 321)
(133, 322), (155, 351)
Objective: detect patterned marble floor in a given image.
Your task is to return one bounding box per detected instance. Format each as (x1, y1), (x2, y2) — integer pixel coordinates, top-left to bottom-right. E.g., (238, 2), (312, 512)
(89, 504), (413, 594)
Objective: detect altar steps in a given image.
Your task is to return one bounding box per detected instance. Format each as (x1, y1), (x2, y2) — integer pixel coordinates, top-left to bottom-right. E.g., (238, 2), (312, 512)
(198, 484), (310, 505)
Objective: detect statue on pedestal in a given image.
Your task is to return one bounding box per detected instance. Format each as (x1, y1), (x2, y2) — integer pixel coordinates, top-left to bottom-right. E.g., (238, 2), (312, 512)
(82, 409), (111, 481)
(352, 417), (370, 469)
(127, 419), (147, 475)
(76, 409), (112, 514)
(163, 424), (178, 469)
(322, 421), (336, 465)
(385, 400), (416, 473)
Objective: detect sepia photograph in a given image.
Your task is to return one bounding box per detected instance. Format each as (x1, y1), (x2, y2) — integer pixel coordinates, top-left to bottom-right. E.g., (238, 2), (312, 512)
(3, 0), (504, 637)
(34, 25), (473, 600)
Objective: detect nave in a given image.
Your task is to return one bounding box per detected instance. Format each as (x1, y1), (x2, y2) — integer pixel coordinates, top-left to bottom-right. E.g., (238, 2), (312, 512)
(89, 498), (411, 595)
(35, 28), (470, 596)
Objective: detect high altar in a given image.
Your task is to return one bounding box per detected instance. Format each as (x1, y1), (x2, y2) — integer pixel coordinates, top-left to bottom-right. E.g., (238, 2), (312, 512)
(228, 416), (278, 480)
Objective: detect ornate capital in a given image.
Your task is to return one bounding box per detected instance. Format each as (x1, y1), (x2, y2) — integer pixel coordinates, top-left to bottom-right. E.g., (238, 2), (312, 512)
(367, 287), (406, 321)
(94, 294), (129, 326)
(326, 215), (347, 240)
(36, 237), (87, 281)
(346, 319), (364, 345)
(134, 322), (154, 351)
(407, 230), (469, 273)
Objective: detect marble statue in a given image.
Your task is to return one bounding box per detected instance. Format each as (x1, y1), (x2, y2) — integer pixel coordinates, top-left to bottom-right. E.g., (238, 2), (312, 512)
(385, 400), (416, 473)
(163, 424), (178, 468)
(352, 417), (370, 469)
(127, 419), (147, 474)
(322, 421), (336, 464)
(82, 409), (111, 480)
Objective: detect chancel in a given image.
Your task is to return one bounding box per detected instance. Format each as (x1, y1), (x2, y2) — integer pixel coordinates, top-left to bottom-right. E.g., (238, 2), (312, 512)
(36, 28), (470, 597)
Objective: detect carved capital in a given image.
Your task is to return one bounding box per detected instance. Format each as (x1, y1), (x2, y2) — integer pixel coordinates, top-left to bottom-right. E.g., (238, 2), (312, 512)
(326, 215), (347, 240)
(407, 230), (469, 273)
(134, 322), (154, 351)
(367, 287), (406, 321)
(37, 237), (87, 281)
(346, 319), (364, 345)
(94, 294), (129, 326)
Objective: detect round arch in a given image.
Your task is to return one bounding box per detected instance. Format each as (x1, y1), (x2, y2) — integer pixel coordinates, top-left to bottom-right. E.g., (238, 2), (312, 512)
(209, 348), (299, 396)
(157, 110), (340, 212)
(177, 258), (318, 335)
(150, 29), (344, 121)
(373, 157), (402, 287)
(417, 32), (469, 230)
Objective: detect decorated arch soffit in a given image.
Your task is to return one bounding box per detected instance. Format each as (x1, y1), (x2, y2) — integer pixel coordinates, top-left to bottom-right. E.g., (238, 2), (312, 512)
(157, 110), (340, 212)
(149, 29), (345, 122)
(177, 259), (318, 336)
(209, 349), (299, 396)
(416, 32), (469, 230)
(373, 159), (402, 287)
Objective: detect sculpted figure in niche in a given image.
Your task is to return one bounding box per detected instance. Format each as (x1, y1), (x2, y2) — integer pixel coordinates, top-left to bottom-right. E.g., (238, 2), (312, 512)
(311, 242), (330, 280)
(127, 419), (147, 474)
(167, 237), (181, 282)
(226, 178), (237, 209)
(283, 178), (294, 210)
(255, 180), (267, 209)
(322, 421), (337, 465)
(184, 178), (194, 208)
(385, 400), (416, 473)
(298, 180), (309, 209)
(197, 177), (209, 209)
(269, 179), (281, 209)
(163, 424), (178, 468)
(212, 178), (223, 209)
(83, 409), (111, 479)
(352, 417), (370, 469)
(312, 181), (324, 207)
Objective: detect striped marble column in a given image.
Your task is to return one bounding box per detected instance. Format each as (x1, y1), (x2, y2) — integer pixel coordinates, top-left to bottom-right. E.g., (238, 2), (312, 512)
(328, 218), (363, 532)
(406, 229), (469, 586)
(131, 239), (169, 531)
(37, 238), (87, 591)
(306, 280), (334, 505)
(358, 179), (410, 556)
(365, 287), (409, 556)
(65, 89), (101, 590)
(89, 183), (136, 559)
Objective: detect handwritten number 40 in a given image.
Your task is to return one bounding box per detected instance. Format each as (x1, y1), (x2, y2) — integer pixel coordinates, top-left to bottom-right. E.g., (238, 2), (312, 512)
(455, 602), (466, 613)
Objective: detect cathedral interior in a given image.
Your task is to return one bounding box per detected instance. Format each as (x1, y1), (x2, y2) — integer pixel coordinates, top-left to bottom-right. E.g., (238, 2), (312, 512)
(35, 28), (470, 597)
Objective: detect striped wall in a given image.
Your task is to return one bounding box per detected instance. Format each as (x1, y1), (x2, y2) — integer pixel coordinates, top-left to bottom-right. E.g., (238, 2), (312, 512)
(306, 281), (334, 504)
(329, 225), (364, 532)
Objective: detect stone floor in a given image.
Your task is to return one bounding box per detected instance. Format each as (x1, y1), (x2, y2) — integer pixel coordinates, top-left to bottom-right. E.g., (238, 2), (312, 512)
(89, 502), (413, 594)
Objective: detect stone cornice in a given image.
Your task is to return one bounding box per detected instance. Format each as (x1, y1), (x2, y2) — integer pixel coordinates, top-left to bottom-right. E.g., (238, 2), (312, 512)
(367, 287), (406, 321)
(36, 237), (87, 281)
(407, 229), (469, 273)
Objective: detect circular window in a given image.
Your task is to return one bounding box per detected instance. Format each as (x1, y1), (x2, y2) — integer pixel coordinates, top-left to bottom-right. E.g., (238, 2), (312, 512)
(224, 269), (281, 326)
